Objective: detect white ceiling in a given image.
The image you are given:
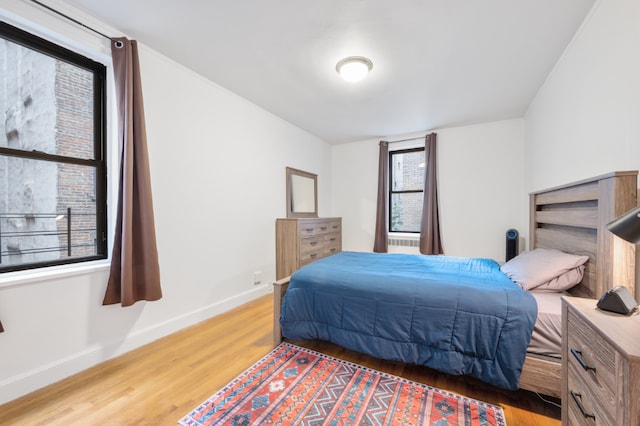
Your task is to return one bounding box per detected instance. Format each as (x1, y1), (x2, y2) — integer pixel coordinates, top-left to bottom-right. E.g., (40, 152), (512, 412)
(63, 0), (595, 144)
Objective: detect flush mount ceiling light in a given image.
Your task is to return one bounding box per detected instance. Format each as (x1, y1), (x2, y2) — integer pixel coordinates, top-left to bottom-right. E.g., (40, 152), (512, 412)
(336, 56), (373, 83)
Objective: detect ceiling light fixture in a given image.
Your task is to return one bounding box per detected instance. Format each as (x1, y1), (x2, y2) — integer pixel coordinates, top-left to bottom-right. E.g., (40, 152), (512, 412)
(336, 56), (373, 83)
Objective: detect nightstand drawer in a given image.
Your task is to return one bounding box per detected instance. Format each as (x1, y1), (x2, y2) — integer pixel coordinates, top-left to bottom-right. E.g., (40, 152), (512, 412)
(562, 297), (640, 426)
(566, 310), (616, 396)
(566, 389), (597, 426)
(567, 361), (614, 424)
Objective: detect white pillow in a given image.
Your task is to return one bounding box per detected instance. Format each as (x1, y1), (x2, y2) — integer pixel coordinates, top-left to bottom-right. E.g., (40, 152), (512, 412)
(500, 248), (589, 291)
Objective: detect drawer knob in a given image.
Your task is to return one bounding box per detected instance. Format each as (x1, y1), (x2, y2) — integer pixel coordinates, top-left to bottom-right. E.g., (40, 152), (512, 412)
(320, 226), (327, 230)
(310, 253), (317, 258)
(570, 348), (597, 372)
(570, 391), (596, 420)
(310, 241), (318, 246)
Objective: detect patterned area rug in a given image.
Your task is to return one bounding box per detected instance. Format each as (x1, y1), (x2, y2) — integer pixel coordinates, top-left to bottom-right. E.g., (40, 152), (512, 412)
(179, 342), (506, 425)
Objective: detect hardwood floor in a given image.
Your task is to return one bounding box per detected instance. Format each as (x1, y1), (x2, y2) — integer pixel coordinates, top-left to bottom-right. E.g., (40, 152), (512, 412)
(0, 294), (560, 425)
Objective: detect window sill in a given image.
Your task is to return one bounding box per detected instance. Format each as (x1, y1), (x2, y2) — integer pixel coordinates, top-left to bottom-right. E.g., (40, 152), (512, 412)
(388, 232), (420, 239)
(0, 260), (111, 289)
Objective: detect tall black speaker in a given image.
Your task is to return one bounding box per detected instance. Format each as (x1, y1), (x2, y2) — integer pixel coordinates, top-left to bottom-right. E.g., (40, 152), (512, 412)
(506, 229), (518, 262)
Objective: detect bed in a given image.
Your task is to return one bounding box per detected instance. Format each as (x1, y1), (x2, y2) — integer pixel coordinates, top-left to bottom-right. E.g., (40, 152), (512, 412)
(273, 170), (638, 397)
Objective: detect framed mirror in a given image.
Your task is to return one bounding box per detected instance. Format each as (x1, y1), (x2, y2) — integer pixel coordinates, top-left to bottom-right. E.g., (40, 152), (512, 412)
(286, 167), (318, 218)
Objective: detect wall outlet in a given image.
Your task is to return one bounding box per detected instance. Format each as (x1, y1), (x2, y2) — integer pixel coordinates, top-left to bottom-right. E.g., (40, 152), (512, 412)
(253, 271), (262, 285)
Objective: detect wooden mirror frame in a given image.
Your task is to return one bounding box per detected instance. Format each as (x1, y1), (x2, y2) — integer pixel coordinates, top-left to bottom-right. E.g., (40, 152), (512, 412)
(286, 167), (318, 218)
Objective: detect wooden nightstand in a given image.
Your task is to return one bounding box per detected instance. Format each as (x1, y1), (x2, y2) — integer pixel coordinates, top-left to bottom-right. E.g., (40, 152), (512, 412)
(561, 296), (640, 425)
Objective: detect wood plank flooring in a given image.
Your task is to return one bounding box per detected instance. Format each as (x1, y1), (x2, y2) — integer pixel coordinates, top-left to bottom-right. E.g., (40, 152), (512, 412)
(0, 294), (560, 425)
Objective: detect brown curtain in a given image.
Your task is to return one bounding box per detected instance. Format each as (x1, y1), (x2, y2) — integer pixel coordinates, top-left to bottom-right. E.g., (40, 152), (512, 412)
(103, 37), (162, 306)
(0, 320), (4, 333)
(419, 133), (444, 255)
(373, 141), (389, 253)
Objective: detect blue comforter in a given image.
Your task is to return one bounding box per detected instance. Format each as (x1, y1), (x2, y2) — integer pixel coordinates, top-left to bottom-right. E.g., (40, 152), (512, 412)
(280, 251), (537, 390)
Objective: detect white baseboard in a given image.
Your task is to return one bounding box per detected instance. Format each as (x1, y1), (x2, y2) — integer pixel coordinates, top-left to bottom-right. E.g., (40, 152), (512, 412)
(0, 285), (271, 405)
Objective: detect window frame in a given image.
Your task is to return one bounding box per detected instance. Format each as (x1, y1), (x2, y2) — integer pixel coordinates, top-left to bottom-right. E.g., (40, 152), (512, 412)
(388, 146), (425, 234)
(0, 21), (108, 273)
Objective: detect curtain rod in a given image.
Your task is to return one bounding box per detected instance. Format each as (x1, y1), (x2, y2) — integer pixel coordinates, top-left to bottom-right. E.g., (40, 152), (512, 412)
(388, 136), (425, 143)
(29, 0), (123, 47)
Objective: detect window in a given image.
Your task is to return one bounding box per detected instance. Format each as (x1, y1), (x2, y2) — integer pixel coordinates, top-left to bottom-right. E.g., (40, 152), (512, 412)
(0, 21), (107, 273)
(389, 147), (425, 233)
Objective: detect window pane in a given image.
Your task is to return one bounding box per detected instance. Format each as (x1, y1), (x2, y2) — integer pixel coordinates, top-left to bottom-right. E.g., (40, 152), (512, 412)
(0, 156), (97, 268)
(391, 192), (423, 232)
(391, 150), (424, 191)
(0, 38), (95, 160)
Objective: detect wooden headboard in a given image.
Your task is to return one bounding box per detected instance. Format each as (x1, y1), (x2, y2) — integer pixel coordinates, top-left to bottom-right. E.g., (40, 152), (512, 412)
(530, 171), (638, 299)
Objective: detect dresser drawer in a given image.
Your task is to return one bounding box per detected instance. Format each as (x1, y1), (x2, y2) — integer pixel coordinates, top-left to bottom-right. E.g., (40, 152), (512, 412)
(314, 219), (341, 235)
(300, 234), (341, 262)
(324, 231), (341, 255)
(298, 221), (322, 236)
(297, 219), (341, 236)
(299, 250), (323, 266)
(314, 221), (332, 234)
(324, 233), (340, 245)
(299, 235), (324, 265)
(300, 236), (324, 254)
(324, 243), (340, 257)
(326, 220), (341, 233)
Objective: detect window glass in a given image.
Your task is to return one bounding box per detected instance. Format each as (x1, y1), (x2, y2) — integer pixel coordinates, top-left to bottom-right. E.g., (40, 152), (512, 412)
(0, 22), (106, 272)
(389, 148), (425, 233)
(0, 39), (96, 160)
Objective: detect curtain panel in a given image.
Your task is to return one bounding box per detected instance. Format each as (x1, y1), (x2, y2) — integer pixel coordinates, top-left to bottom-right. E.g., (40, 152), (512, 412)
(373, 141), (389, 253)
(419, 133), (444, 255)
(103, 38), (162, 307)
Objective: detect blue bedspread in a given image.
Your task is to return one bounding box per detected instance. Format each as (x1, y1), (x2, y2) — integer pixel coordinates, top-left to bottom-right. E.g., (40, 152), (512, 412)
(280, 251), (537, 390)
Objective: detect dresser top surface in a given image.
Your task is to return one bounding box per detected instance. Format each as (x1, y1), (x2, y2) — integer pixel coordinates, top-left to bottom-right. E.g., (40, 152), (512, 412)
(277, 217), (341, 221)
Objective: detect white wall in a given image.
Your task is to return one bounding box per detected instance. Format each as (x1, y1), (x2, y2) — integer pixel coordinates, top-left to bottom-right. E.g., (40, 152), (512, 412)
(0, 1), (331, 404)
(525, 0), (640, 192)
(524, 0), (640, 294)
(5, 0), (637, 406)
(332, 119), (528, 261)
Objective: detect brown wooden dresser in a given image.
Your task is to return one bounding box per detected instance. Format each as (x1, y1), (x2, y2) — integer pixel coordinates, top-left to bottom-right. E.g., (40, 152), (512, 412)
(275, 217), (342, 280)
(561, 296), (640, 425)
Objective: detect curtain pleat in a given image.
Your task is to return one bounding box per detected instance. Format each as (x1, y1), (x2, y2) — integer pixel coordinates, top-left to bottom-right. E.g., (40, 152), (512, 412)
(103, 38), (162, 307)
(373, 141), (389, 253)
(419, 133), (444, 255)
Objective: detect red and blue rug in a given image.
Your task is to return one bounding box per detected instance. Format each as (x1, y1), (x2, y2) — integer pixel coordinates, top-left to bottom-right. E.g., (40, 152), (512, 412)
(179, 342), (506, 425)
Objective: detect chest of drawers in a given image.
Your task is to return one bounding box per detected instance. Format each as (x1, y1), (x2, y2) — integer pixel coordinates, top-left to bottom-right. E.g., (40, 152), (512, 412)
(561, 296), (640, 425)
(275, 217), (342, 280)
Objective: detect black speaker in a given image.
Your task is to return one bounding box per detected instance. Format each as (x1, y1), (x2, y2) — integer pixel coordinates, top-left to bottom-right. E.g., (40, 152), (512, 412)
(506, 229), (518, 262)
